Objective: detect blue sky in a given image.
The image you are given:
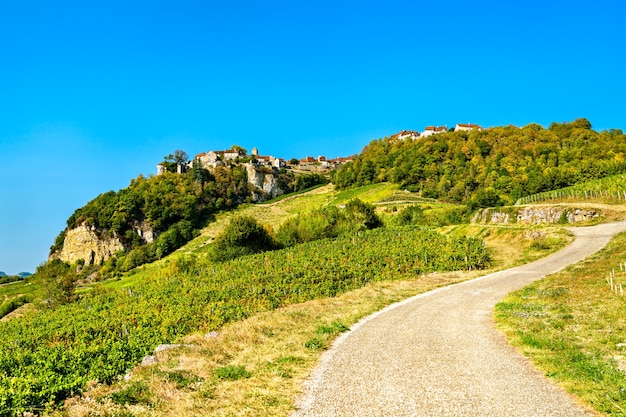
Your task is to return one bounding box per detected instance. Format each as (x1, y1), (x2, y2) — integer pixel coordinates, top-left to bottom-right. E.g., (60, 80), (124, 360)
(1, 0), (625, 274)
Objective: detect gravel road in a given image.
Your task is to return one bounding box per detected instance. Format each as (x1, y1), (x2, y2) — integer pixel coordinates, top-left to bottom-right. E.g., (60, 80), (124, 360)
(292, 222), (626, 417)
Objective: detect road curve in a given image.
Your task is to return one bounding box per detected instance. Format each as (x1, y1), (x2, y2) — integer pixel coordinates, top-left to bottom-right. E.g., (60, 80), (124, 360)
(292, 221), (626, 417)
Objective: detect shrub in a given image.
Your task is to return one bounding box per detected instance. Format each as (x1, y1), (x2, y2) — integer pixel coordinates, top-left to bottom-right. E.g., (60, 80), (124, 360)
(275, 199), (382, 247)
(210, 216), (276, 262)
(35, 259), (77, 307)
(344, 198), (382, 229)
(395, 205), (425, 226)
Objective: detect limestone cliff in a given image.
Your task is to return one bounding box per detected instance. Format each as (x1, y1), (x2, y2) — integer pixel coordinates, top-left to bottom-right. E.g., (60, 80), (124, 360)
(51, 220), (158, 266)
(245, 163), (284, 201)
(132, 221), (156, 243)
(51, 224), (126, 266)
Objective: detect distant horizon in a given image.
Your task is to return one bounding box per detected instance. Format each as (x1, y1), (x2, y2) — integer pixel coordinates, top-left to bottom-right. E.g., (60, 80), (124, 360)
(0, 271), (32, 277)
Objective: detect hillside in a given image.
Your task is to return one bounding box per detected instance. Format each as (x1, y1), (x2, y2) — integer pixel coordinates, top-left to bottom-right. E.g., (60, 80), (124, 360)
(2, 176), (625, 415)
(47, 118), (626, 278)
(45, 183), (586, 416)
(333, 118), (626, 207)
(4, 118), (626, 415)
(49, 163), (328, 275)
(0, 183), (499, 414)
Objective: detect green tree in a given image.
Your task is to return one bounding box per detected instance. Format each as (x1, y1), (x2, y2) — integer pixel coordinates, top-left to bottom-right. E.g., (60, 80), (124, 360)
(344, 198), (382, 230)
(230, 145), (248, 155)
(162, 150), (189, 172)
(35, 259), (77, 307)
(191, 158), (212, 188)
(395, 205), (424, 226)
(468, 187), (503, 209)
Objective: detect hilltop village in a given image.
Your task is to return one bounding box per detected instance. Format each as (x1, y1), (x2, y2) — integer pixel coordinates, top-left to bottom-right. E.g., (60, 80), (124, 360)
(157, 146), (355, 175)
(388, 123), (483, 141)
(156, 123), (484, 175)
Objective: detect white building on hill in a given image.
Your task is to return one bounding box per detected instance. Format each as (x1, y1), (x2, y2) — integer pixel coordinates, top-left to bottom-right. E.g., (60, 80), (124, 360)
(454, 123), (483, 132)
(419, 126), (447, 138)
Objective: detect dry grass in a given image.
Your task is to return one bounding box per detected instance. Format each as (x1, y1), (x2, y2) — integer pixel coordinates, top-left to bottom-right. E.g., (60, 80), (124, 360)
(59, 225), (564, 417)
(181, 184), (336, 253)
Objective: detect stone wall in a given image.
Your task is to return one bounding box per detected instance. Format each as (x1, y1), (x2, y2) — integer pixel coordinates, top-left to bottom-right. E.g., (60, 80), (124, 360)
(472, 206), (600, 225)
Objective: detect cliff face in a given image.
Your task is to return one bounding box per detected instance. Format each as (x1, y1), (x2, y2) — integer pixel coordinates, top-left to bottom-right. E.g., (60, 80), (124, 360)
(51, 224), (126, 266)
(51, 220), (157, 266)
(246, 163), (284, 201)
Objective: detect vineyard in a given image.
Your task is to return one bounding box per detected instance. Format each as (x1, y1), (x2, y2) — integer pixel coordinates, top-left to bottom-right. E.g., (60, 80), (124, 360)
(0, 226), (489, 415)
(516, 174), (626, 205)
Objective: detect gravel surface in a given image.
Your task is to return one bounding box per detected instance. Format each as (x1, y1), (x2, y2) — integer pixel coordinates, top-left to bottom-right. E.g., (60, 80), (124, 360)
(293, 222), (626, 417)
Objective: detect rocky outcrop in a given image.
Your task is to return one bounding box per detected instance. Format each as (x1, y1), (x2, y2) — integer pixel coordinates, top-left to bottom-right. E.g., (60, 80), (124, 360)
(133, 221), (156, 243)
(51, 224), (126, 266)
(473, 206), (600, 225)
(245, 163), (284, 201)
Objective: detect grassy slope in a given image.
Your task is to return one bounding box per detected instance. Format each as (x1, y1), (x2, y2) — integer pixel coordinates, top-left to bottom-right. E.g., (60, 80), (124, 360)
(496, 232), (626, 416)
(103, 183), (401, 290)
(5, 180), (621, 415)
(2, 181), (624, 417)
(57, 183), (582, 417)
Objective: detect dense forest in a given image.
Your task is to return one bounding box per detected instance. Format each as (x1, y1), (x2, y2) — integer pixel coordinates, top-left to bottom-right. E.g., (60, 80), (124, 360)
(332, 119), (626, 208)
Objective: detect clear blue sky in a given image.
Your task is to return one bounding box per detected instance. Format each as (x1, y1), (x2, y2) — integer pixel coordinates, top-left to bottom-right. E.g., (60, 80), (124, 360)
(1, 0), (625, 274)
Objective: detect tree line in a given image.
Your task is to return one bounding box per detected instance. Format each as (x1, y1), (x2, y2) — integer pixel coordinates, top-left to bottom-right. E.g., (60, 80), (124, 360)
(331, 119), (626, 208)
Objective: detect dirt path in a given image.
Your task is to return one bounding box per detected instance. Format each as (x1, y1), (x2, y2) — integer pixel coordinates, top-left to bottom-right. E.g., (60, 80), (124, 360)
(293, 222), (626, 417)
